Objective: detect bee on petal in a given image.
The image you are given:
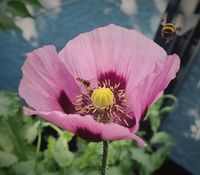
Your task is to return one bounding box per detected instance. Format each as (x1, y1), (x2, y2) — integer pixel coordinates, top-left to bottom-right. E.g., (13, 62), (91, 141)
(76, 77), (92, 92)
(76, 77), (98, 93)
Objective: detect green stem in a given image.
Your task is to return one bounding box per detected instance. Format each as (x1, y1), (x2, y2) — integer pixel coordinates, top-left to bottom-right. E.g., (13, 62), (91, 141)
(101, 141), (109, 175)
(44, 122), (63, 136)
(35, 120), (42, 175)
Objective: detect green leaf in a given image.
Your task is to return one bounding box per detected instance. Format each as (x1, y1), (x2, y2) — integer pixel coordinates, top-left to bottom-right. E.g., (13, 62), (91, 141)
(25, 121), (40, 144)
(107, 167), (122, 175)
(0, 151), (18, 167)
(151, 146), (171, 170)
(0, 169), (7, 175)
(47, 136), (56, 152)
(43, 136), (56, 163)
(65, 167), (83, 175)
(0, 133), (14, 152)
(63, 131), (74, 141)
(149, 115), (160, 133)
(13, 160), (35, 175)
(150, 132), (175, 146)
(5, 1), (32, 17)
(0, 13), (18, 31)
(74, 142), (100, 170)
(53, 136), (74, 167)
(0, 91), (21, 119)
(131, 148), (154, 174)
(160, 106), (175, 116)
(19, 0), (43, 8)
(147, 94), (177, 132)
(42, 172), (60, 175)
(86, 171), (99, 175)
(148, 94), (177, 115)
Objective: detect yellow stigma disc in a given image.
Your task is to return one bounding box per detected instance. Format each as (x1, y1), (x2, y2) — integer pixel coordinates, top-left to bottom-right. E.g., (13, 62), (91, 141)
(91, 87), (114, 109)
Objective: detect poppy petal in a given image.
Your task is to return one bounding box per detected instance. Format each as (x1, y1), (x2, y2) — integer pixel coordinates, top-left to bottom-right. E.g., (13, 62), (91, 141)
(128, 54), (180, 131)
(24, 107), (146, 147)
(19, 45), (80, 112)
(59, 24), (167, 87)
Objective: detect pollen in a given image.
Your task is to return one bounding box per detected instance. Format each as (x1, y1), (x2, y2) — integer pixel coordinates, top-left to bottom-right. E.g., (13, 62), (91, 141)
(91, 87), (115, 110)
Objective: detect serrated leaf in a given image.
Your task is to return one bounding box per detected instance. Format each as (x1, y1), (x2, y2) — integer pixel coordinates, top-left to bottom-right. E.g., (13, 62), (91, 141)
(13, 160), (35, 175)
(42, 172), (59, 175)
(53, 136), (74, 167)
(148, 94), (177, 116)
(74, 142), (100, 170)
(107, 167), (122, 175)
(151, 146), (171, 170)
(0, 133), (13, 152)
(0, 91), (21, 119)
(0, 151), (18, 167)
(43, 136), (56, 162)
(48, 136), (56, 152)
(131, 148), (154, 173)
(25, 121), (40, 144)
(149, 115), (160, 133)
(5, 1), (32, 17)
(19, 0), (43, 8)
(160, 106), (175, 116)
(150, 132), (175, 146)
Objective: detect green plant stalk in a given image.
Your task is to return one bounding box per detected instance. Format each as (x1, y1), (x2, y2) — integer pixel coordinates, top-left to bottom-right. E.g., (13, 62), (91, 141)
(100, 141), (109, 175)
(44, 122), (63, 136)
(34, 120), (42, 175)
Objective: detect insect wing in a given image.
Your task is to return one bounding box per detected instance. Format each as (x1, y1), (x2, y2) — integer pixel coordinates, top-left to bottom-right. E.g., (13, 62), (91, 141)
(173, 14), (183, 30)
(161, 12), (167, 26)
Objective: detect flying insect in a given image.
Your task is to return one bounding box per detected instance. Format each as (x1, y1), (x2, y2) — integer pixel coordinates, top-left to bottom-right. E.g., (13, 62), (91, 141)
(161, 13), (183, 44)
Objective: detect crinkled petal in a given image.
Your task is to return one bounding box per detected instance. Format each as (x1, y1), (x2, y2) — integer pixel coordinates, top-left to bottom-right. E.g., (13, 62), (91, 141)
(129, 54), (180, 131)
(24, 107), (146, 147)
(59, 24), (167, 88)
(19, 45), (80, 112)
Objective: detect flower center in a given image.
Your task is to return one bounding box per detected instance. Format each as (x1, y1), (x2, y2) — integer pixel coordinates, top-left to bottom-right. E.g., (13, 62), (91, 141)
(75, 76), (135, 128)
(91, 87), (115, 110)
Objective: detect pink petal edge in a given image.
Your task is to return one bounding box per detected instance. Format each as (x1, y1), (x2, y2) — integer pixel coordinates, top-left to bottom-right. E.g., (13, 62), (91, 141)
(23, 107), (146, 147)
(19, 45), (80, 112)
(129, 54), (180, 131)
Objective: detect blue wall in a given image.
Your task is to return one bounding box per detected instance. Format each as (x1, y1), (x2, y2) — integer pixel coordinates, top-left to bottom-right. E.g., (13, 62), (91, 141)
(162, 47), (200, 175)
(0, 0), (163, 91)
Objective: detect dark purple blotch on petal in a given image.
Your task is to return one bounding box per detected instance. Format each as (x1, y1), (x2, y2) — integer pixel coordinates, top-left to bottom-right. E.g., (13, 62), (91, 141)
(76, 127), (102, 142)
(98, 70), (127, 90)
(57, 90), (75, 114)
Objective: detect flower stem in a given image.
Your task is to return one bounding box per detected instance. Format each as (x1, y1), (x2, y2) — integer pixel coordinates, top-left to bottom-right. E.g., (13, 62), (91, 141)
(101, 141), (109, 175)
(35, 120), (42, 175)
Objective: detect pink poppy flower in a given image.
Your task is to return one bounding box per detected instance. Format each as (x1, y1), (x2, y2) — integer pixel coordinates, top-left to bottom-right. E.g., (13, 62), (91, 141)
(19, 24), (180, 147)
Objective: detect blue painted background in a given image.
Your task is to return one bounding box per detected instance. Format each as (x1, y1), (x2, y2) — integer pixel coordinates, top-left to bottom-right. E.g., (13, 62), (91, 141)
(0, 0), (164, 91)
(162, 47), (200, 175)
(1, 0), (200, 174)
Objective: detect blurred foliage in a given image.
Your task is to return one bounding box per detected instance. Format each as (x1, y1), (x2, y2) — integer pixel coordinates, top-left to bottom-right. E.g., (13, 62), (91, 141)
(0, 91), (177, 175)
(0, 0), (43, 31)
